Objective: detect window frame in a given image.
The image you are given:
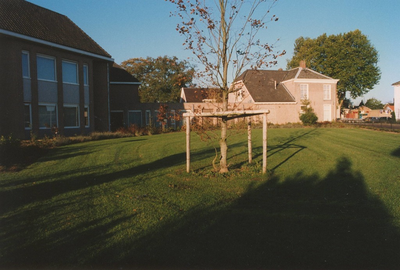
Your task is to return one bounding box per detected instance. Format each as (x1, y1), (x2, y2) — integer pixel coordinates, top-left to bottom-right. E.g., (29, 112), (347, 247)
(37, 54), (56, 82)
(323, 84), (331, 100)
(63, 104), (80, 128)
(128, 110), (142, 127)
(145, 110), (151, 126)
(38, 103), (58, 129)
(300, 84), (309, 100)
(83, 64), (89, 86)
(62, 60), (79, 85)
(170, 110), (176, 129)
(84, 106), (90, 127)
(22, 51), (30, 78)
(154, 110), (161, 128)
(24, 103), (32, 130)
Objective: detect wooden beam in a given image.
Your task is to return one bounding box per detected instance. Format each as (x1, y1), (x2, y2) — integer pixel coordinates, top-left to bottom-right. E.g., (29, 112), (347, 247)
(263, 113), (268, 174)
(248, 119), (252, 164)
(186, 116), (190, 173)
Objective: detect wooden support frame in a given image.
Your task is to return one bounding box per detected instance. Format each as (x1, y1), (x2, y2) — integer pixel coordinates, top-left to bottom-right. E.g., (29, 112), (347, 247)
(183, 110), (270, 174)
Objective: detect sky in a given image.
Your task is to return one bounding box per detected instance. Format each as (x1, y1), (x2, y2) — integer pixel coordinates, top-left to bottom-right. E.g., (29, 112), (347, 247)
(27, 0), (400, 105)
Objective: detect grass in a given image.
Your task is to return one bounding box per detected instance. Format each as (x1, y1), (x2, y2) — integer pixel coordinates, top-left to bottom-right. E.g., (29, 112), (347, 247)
(0, 127), (400, 269)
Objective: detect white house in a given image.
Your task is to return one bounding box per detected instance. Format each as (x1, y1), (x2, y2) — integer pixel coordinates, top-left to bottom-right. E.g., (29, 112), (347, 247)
(392, 81), (400, 121)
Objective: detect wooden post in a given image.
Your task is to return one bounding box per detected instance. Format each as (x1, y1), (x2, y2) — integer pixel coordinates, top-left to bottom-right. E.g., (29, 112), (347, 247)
(186, 116), (191, 173)
(248, 118), (252, 164)
(262, 113), (268, 174)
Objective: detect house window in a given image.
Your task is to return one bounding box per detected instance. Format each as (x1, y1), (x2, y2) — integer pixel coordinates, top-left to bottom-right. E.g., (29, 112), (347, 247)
(323, 84), (331, 100)
(300, 84), (308, 100)
(24, 104), (32, 129)
(128, 111), (142, 127)
(22, 51), (30, 78)
(37, 55), (56, 81)
(83, 64), (88, 85)
(237, 89), (243, 102)
(62, 61), (78, 84)
(84, 106), (89, 127)
(64, 105), (79, 128)
(39, 104), (57, 128)
(145, 110), (151, 126)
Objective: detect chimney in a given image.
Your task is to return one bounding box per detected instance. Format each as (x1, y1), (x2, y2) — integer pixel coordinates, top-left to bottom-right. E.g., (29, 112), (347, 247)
(299, 60), (306, 68)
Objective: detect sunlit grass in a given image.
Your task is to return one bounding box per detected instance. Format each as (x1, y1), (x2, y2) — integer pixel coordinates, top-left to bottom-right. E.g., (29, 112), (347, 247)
(0, 128), (399, 269)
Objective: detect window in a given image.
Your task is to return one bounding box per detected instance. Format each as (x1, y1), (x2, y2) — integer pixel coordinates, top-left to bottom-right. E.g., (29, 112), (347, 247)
(154, 110), (161, 127)
(84, 106), (89, 127)
(237, 89), (243, 102)
(62, 61), (78, 84)
(323, 84), (331, 100)
(83, 64), (88, 85)
(170, 110), (176, 128)
(128, 111), (142, 127)
(24, 104), (32, 129)
(64, 105), (79, 127)
(22, 51), (30, 78)
(300, 84), (308, 100)
(145, 110), (151, 126)
(37, 55), (56, 81)
(39, 104), (57, 128)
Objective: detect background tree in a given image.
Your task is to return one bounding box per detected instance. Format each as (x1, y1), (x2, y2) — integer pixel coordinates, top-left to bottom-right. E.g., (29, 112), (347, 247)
(287, 30), (381, 106)
(121, 56), (195, 103)
(168, 0), (285, 173)
(365, 98), (384, 110)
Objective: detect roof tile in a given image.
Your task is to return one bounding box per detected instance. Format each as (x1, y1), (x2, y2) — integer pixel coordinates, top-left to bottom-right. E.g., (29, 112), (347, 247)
(0, 0), (111, 58)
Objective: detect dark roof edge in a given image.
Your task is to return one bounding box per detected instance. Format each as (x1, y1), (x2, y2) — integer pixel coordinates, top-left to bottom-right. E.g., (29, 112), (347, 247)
(0, 29), (114, 62)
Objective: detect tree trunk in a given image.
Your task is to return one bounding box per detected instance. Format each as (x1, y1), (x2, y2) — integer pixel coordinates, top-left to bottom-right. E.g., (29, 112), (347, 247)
(219, 0), (229, 173)
(219, 116), (229, 173)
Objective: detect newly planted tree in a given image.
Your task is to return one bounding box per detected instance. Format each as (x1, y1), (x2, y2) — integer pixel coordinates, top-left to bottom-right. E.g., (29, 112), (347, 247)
(168, 0), (285, 172)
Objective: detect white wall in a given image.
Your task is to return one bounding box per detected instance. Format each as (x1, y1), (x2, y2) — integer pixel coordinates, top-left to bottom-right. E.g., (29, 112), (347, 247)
(394, 85), (400, 120)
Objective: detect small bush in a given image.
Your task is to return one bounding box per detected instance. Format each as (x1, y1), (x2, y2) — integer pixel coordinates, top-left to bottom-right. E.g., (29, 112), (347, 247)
(299, 100), (318, 126)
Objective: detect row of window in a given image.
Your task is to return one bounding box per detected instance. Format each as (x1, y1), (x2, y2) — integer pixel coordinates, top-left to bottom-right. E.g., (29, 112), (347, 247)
(117, 110), (180, 128)
(22, 51), (88, 85)
(24, 104), (89, 130)
(300, 84), (331, 100)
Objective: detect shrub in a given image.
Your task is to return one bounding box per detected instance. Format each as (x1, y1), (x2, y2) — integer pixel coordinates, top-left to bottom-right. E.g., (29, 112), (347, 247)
(299, 100), (318, 126)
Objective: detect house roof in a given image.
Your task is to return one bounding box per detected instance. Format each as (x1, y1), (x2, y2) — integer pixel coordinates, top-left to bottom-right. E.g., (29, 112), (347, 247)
(392, 81), (400, 86)
(181, 88), (221, 102)
(235, 70), (296, 103)
(384, 104), (394, 111)
(283, 67), (336, 81)
(0, 0), (111, 58)
(235, 67), (338, 103)
(110, 63), (140, 83)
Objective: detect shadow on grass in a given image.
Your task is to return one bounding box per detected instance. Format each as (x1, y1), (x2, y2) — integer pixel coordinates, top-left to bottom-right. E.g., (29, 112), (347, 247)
(392, 146), (400, 157)
(95, 156), (399, 270)
(0, 141), (216, 215)
(1, 143), (399, 269)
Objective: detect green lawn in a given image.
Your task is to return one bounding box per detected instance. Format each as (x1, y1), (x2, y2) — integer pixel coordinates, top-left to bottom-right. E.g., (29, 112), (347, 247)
(1, 128), (400, 269)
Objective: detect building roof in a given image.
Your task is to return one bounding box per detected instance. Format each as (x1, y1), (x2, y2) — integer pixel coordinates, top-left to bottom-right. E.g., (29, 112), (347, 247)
(181, 88), (221, 103)
(392, 81), (400, 86)
(235, 70), (296, 103)
(235, 67), (338, 103)
(110, 63), (140, 83)
(384, 104), (394, 111)
(0, 0), (111, 58)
